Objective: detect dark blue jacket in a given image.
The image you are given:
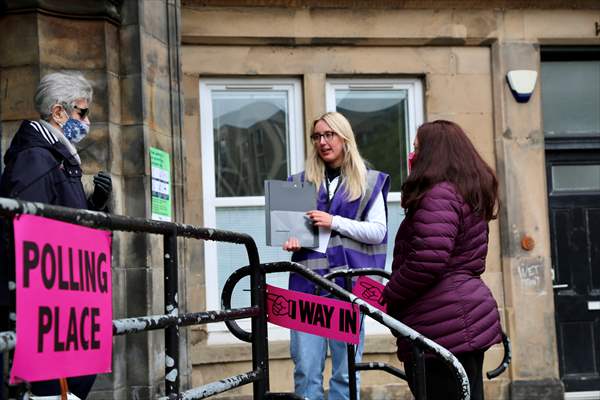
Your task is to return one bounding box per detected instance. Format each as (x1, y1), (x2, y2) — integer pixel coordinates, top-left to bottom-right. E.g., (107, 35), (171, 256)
(0, 120), (90, 209)
(0, 121), (98, 398)
(0, 120), (95, 306)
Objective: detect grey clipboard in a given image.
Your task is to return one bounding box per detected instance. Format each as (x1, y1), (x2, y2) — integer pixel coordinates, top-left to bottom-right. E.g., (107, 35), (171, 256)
(265, 179), (318, 248)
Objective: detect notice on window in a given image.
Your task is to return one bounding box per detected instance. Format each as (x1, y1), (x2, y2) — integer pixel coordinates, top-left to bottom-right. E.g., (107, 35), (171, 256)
(150, 147), (172, 222)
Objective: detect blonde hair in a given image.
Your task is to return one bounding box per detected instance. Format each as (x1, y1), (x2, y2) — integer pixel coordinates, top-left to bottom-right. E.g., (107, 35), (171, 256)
(305, 112), (367, 201)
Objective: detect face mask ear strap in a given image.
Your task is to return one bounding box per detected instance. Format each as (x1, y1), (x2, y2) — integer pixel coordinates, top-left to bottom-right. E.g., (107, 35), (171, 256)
(51, 104), (68, 128)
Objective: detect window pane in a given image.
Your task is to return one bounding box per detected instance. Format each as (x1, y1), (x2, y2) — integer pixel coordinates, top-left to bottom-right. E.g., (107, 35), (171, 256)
(385, 203), (405, 270)
(551, 164), (600, 192)
(541, 61), (600, 136)
(335, 90), (409, 191)
(212, 91), (289, 197)
(216, 206), (289, 309)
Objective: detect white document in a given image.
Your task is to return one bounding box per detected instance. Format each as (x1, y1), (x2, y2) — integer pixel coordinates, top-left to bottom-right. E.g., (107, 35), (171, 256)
(315, 227), (331, 253)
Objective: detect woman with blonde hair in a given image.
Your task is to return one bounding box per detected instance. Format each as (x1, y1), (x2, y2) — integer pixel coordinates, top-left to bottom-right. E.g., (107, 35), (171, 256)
(283, 112), (390, 400)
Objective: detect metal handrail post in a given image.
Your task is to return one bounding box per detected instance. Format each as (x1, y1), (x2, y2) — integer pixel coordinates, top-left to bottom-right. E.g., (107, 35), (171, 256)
(3, 219), (20, 399)
(344, 274), (358, 400)
(247, 240), (269, 399)
(164, 229), (180, 396)
(412, 346), (427, 400)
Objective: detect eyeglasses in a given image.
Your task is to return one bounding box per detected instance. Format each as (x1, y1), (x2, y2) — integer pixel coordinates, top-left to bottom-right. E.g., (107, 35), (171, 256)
(73, 105), (89, 119)
(310, 131), (336, 143)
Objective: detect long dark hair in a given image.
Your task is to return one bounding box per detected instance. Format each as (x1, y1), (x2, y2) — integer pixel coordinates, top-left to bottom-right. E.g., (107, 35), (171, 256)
(401, 120), (498, 221)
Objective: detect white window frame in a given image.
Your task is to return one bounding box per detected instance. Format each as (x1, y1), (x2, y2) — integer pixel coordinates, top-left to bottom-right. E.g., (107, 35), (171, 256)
(326, 78), (424, 202)
(199, 78), (304, 343)
(326, 78), (424, 334)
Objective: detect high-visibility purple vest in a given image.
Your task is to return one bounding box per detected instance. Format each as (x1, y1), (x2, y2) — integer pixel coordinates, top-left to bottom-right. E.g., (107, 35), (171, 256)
(289, 169), (390, 294)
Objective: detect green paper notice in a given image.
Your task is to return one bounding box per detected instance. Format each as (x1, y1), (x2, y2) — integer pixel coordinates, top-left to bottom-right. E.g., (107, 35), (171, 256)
(150, 148), (172, 221)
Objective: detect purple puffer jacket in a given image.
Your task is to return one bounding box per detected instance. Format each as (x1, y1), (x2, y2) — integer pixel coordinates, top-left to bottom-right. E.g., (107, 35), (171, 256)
(382, 182), (502, 361)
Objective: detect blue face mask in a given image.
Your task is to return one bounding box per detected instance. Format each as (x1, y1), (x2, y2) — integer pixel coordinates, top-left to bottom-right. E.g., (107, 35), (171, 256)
(62, 118), (90, 143)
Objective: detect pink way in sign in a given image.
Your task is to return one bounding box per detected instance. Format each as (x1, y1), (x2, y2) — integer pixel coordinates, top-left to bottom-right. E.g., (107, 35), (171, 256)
(266, 284), (359, 344)
(352, 276), (387, 312)
(10, 214), (113, 383)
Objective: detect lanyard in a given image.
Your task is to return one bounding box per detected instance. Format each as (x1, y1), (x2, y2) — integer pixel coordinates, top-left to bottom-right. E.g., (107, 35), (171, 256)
(325, 174), (341, 212)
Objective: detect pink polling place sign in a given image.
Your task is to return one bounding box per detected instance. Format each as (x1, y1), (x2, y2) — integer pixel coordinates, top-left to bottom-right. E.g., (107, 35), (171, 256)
(352, 276), (387, 312)
(266, 284), (359, 344)
(10, 214), (113, 383)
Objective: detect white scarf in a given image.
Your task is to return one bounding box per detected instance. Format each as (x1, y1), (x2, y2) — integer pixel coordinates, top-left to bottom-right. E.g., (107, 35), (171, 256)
(39, 119), (81, 165)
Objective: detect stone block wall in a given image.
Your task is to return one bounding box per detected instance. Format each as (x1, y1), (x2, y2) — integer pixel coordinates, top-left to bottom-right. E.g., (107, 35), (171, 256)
(0, 1), (187, 398)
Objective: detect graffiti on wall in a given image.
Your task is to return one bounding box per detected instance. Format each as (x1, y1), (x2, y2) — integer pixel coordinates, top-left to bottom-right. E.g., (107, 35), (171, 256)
(517, 257), (546, 294)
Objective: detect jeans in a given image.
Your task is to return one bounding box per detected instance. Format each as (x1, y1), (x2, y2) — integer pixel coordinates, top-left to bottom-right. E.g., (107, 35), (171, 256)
(290, 321), (365, 400)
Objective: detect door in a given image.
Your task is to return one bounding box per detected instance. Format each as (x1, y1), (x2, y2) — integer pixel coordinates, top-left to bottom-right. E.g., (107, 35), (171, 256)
(547, 151), (600, 392)
(541, 47), (600, 394)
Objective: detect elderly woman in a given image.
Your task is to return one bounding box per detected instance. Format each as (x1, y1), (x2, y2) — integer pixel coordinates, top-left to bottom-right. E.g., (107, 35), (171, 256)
(0, 72), (111, 210)
(0, 72), (112, 399)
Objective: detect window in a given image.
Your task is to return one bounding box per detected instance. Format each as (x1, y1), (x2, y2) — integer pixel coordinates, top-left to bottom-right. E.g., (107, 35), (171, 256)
(540, 46), (600, 138)
(326, 78), (424, 334)
(551, 164), (600, 192)
(541, 53), (600, 137)
(200, 79), (304, 341)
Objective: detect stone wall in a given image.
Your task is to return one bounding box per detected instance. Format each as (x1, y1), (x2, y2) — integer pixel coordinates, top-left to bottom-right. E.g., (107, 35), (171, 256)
(0, 1), (187, 398)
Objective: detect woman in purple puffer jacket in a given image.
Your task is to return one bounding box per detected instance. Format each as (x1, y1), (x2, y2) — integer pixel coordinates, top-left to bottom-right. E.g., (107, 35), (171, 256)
(382, 120), (502, 400)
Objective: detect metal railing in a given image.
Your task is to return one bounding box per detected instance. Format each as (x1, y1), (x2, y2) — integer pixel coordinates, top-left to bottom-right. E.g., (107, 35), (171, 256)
(0, 197), (509, 400)
(223, 263), (474, 400)
(0, 198), (269, 400)
(322, 268), (511, 397)
(223, 264), (511, 400)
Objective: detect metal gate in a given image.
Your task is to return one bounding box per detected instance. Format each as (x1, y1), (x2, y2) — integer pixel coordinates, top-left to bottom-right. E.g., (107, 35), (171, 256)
(0, 197), (509, 399)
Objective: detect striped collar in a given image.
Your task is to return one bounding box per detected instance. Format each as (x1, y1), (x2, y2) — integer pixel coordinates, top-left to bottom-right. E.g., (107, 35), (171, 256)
(36, 119), (82, 165)
(28, 120), (58, 145)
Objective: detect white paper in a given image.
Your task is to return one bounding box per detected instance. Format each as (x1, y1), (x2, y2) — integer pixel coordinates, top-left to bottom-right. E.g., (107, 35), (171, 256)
(314, 226), (331, 254)
(151, 179), (170, 195)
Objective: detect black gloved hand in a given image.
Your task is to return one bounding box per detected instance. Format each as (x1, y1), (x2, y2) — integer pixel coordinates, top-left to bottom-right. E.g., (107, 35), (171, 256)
(90, 171), (112, 210)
